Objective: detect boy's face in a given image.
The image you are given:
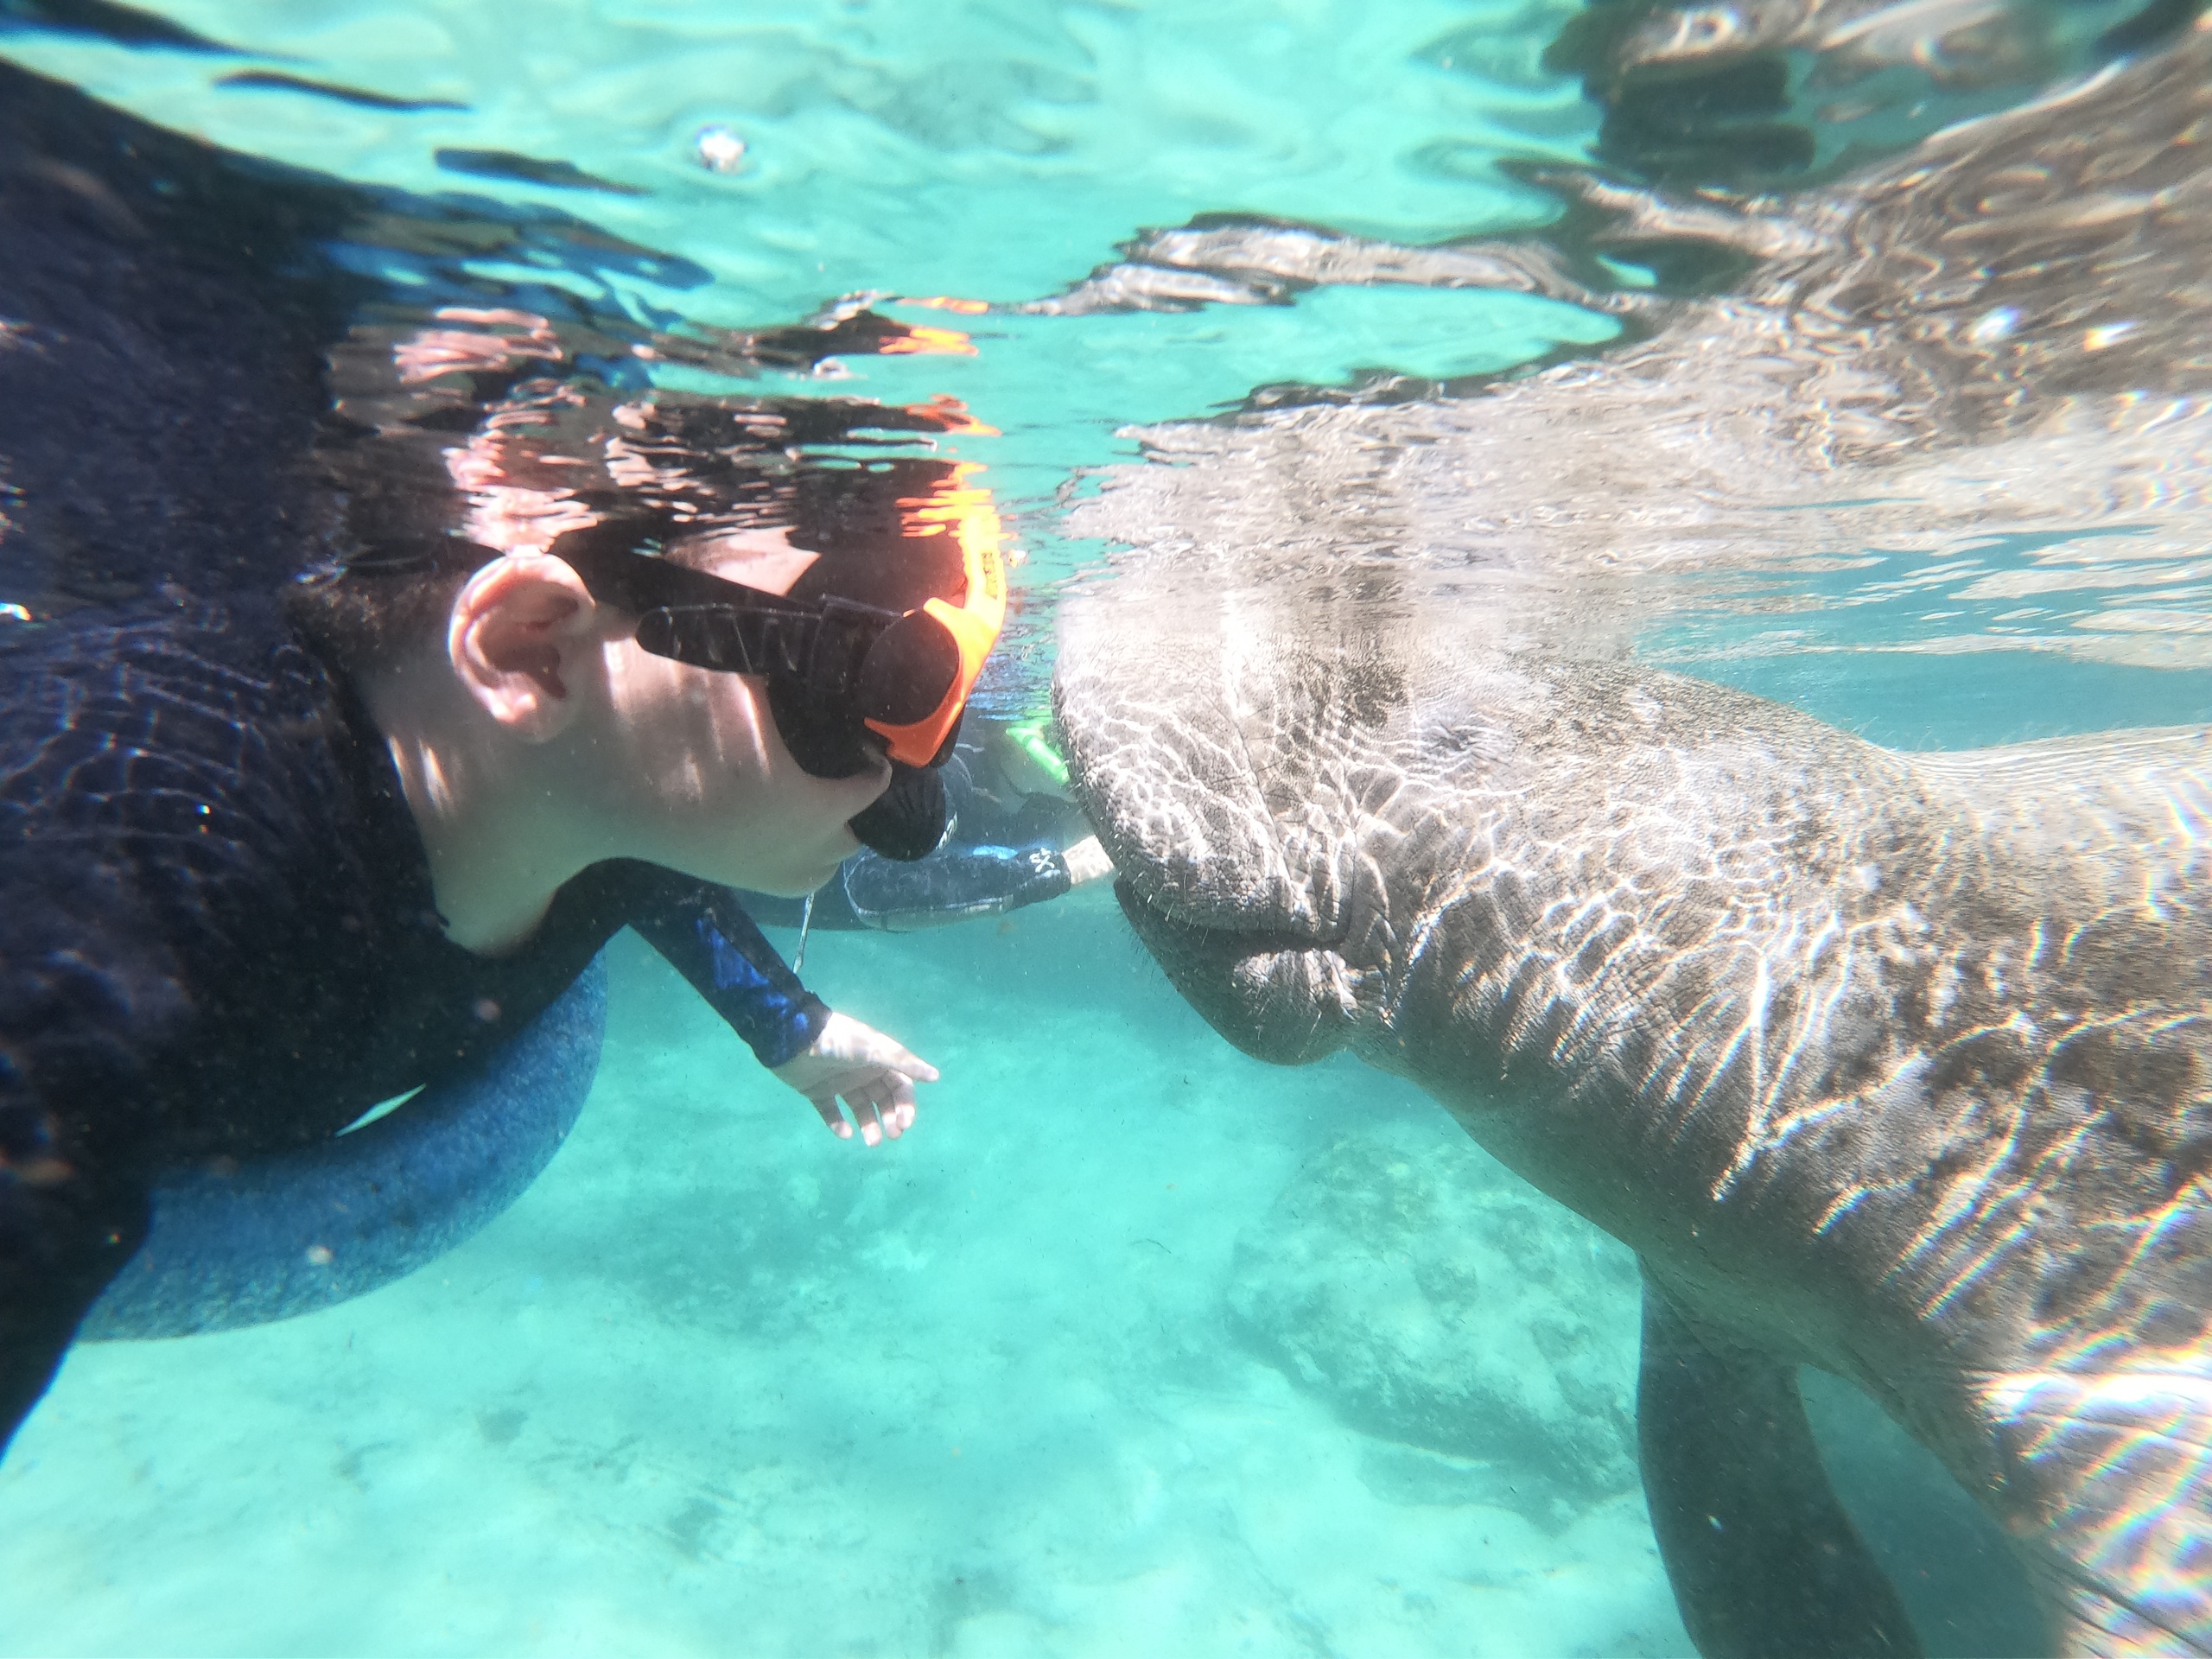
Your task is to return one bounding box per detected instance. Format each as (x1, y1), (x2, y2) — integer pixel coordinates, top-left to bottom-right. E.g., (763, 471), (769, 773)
(586, 542), (891, 896)
(435, 538), (893, 899)
(594, 629), (890, 897)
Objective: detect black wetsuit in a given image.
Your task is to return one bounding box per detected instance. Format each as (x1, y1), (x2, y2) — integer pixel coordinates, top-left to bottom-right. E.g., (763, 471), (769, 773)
(0, 57), (854, 1456)
(0, 597), (826, 1453)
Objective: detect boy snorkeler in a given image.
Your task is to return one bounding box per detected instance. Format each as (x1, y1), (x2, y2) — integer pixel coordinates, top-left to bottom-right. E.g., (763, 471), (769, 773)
(0, 67), (993, 1458)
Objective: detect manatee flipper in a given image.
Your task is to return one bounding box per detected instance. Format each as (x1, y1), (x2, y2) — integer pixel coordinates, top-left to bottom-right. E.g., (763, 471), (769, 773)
(1637, 1277), (1923, 1658)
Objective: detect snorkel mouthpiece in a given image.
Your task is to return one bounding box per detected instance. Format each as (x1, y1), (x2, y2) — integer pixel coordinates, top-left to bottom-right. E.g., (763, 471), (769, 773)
(849, 762), (950, 861)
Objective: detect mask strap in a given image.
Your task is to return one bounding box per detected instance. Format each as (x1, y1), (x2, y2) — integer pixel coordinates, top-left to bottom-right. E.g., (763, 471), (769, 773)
(634, 603), (816, 676)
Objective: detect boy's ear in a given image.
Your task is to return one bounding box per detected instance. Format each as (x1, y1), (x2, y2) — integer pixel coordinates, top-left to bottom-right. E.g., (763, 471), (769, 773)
(448, 553), (604, 740)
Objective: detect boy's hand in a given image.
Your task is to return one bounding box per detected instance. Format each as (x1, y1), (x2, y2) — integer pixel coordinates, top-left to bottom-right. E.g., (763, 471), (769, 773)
(772, 1012), (939, 1147)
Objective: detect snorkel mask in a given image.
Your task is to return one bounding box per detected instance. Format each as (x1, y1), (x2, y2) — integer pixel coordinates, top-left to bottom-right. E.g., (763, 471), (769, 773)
(550, 468), (1007, 861)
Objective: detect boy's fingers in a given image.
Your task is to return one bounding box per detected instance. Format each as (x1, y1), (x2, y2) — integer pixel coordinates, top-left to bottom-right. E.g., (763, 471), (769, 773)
(878, 1079), (916, 1139)
(868, 1039), (937, 1082)
(860, 1076), (917, 1142)
(855, 1081), (899, 1141)
(793, 1063), (926, 1147)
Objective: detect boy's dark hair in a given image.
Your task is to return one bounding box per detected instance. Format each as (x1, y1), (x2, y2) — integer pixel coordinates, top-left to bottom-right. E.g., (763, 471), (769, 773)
(285, 544), (488, 677)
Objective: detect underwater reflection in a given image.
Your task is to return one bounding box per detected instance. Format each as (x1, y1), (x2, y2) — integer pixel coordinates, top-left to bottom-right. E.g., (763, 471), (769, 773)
(5, 0), (2212, 1653)
(1064, 8), (2212, 689)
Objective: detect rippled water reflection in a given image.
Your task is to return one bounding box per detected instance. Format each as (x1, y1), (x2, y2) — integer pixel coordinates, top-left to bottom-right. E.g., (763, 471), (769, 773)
(14, 0), (2208, 717)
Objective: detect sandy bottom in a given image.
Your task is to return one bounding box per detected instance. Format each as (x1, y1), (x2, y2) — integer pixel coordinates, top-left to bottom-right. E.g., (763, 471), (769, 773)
(3, 893), (1700, 1656)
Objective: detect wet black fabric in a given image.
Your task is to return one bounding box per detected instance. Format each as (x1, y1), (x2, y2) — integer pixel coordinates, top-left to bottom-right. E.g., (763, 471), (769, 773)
(0, 59), (876, 1459)
(0, 59), (359, 615)
(0, 600), (826, 1454)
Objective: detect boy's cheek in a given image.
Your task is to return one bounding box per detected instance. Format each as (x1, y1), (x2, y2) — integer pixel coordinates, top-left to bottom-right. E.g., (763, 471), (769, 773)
(742, 832), (859, 898)
(841, 760), (893, 813)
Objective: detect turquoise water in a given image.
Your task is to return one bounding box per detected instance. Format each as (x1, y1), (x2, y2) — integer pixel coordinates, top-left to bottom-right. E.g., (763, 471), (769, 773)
(4, 2), (2209, 1653)
(8, 915), (1690, 1656)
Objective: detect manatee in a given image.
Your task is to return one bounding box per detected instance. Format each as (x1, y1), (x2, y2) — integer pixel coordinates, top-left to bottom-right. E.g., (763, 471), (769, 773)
(1048, 23), (2212, 1650)
(1055, 580), (2212, 1655)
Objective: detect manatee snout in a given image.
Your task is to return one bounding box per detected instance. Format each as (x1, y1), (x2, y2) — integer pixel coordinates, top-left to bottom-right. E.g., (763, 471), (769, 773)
(1060, 588), (1394, 1064)
(1056, 599), (1341, 942)
(1111, 874), (1357, 1065)
(1062, 588), (1459, 1066)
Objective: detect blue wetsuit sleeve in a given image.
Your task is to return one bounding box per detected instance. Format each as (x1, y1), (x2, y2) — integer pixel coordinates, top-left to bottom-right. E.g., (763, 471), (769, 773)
(840, 840), (1074, 931)
(627, 883), (830, 1068)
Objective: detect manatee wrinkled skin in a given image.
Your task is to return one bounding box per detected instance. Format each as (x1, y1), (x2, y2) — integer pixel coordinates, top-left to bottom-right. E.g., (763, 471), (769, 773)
(1051, 12), (2212, 1648)
(1057, 589), (2212, 1654)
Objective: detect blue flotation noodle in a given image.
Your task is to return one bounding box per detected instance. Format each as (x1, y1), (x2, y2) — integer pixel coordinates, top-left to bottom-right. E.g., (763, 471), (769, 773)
(80, 955), (607, 1341)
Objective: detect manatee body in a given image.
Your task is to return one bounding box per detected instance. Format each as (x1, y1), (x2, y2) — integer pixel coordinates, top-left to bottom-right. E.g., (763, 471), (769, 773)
(1050, 19), (2212, 1653)
(1056, 594), (2212, 1656)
